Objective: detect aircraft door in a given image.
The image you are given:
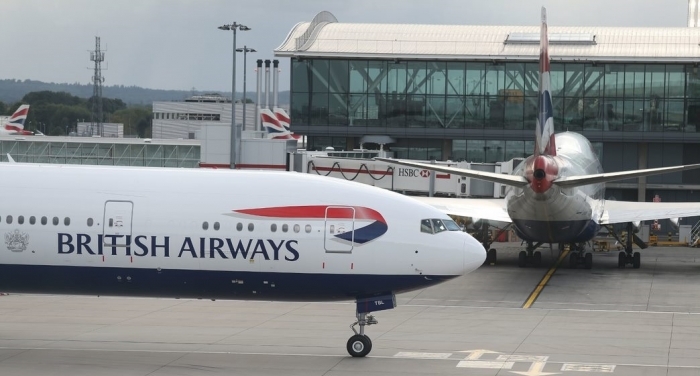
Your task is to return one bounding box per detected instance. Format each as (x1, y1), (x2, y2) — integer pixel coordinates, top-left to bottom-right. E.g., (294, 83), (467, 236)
(103, 200), (134, 247)
(324, 206), (355, 253)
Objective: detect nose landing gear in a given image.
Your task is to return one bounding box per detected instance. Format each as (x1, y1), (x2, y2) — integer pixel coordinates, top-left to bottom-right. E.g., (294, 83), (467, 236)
(347, 312), (378, 357)
(347, 294), (395, 357)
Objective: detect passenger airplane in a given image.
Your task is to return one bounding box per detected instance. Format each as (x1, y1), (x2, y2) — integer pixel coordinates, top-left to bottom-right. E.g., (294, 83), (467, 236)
(1, 105), (34, 136)
(0, 162), (484, 357)
(378, 8), (700, 270)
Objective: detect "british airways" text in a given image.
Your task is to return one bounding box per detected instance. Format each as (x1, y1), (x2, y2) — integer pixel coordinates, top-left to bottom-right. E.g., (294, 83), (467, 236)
(57, 233), (300, 261)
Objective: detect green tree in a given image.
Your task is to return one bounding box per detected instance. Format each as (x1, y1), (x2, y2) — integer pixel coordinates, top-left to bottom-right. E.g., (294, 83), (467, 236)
(87, 96), (127, 114)
(110, 106), (152, 137)
(22, 91), (85, 107)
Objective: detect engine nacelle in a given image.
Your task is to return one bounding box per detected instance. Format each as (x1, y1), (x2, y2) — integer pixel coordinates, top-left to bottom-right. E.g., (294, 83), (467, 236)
(669, 218), (680, 229)
(631, 221), (642, 233)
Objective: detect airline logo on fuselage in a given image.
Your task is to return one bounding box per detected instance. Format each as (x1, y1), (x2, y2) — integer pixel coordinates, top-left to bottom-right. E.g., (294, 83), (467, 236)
(57, 233), (300, 261)
(232, 205), (388, 245)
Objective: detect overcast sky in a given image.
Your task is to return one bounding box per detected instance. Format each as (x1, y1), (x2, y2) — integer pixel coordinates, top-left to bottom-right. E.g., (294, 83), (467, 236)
(0, 0), (689, 93)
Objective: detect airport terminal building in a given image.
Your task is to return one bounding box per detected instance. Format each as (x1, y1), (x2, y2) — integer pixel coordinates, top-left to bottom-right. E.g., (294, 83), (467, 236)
(275, 11), (700, 203)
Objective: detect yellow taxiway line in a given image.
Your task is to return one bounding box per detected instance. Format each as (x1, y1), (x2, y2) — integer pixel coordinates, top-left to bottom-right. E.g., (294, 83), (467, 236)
(522, 249), (569, 309)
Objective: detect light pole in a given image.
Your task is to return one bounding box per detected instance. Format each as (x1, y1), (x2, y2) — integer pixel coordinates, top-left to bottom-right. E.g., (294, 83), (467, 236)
(218, 22), (251, 169)
(236, 46), (256, 133)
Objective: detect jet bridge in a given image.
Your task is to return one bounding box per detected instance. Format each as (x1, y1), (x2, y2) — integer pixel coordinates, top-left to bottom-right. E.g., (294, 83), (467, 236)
(291, 149), (522, 198)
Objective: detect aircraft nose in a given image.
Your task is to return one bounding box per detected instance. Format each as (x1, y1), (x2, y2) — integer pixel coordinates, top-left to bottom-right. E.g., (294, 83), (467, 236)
(463, 235), (486, 274)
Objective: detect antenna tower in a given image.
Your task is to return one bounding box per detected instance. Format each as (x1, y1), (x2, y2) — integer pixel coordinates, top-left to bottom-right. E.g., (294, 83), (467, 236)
(89, 36), (105, 136)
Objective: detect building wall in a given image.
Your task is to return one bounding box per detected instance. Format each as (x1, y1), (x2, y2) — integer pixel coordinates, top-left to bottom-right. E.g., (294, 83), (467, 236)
(152, 102), (272, 139)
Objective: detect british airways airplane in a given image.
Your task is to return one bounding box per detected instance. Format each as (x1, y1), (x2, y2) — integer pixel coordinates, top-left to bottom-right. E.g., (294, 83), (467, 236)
(1, 105), (34, 136)
(379, 8), (700, 270)
(0, 162), (484, 357)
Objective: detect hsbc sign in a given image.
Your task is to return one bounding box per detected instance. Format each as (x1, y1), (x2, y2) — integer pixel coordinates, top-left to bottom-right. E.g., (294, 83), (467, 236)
(397, 168), (431, 178)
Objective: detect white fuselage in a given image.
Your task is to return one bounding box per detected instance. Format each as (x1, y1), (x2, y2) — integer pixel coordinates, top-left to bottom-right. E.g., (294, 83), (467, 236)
(0, 163), (484, 301)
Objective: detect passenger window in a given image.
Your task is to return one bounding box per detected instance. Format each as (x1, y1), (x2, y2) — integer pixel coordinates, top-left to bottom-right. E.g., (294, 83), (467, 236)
(282, 224), (289, 233)
(293, 224), (300, 233)
(305, 224), (312, 233)
(18, 216), (24, 225)
(236, 223), (243, 231)
(53, 217), (59, 226)
(202, 221), (209, 230)
(64, 217), (70, 226)
(431, 219), (447, 233)
(87, 218), (93, 227)
(41, 216), (47, 225)
(214, 222), (220, 231)
(29, 216), (36, 225)
(421, 219), (433, 234)
(271, 224), (277, 232)
(248, 223), (254, 232)
(6, 215), (12, 224)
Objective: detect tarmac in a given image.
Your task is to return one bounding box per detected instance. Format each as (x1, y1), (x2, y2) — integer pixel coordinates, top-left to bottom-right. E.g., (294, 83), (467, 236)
(0, 243), (700, 375)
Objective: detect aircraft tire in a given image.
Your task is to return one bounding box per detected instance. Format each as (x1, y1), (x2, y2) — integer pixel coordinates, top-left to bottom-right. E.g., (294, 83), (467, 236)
(518, 251), (527, 267)
(618, 251), (626, 268)
(487, 249), (497, 265)
(347, 335), (372, 357)
(632, 252), (641, 269)
(568, 253), (578, 268)
(584, 253), (593, 269)
(533, 251), (542, 267)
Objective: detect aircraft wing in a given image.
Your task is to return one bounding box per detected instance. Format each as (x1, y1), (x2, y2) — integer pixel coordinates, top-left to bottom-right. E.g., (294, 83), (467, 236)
(601, 200), (700, 225)
(554, 163), (700, 188)
(375, 158), (528, 187)
(410, 196), (512, 223)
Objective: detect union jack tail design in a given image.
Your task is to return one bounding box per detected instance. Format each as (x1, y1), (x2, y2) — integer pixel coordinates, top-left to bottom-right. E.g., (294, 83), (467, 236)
(535, 7), (556, 156)
(261, 107), (300, 140)
(5, 105), (30, 133)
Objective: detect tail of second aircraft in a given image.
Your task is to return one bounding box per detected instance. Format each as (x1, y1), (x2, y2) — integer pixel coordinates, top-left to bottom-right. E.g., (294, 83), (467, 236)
(5, 105), (30, 134)
(536, 7), (555, 156)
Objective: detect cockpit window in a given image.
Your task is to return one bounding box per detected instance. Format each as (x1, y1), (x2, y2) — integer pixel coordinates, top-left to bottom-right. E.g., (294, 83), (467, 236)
(443, 219), (462, 231)
(431, 219), (447, 233)
(422, 218), (462, 234)
(420, 219), (433, 234)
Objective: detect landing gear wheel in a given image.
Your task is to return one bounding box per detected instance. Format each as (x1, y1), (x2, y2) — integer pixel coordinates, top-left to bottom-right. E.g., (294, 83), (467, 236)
(487, 249), (497, 265)
(347, 334), (372, 357)
(518, 251), (527, 267)
(569, 252), (578, 268)
(532, 251), (542, 267)
(584, 253), (593, 269)
(632, 252), (641, 269)
(618, 251), (626, 268)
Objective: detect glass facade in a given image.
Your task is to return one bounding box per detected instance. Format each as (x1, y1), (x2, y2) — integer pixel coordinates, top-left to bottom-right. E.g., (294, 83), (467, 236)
(292, 59), (699, 133)
(293, 58), (700, 187)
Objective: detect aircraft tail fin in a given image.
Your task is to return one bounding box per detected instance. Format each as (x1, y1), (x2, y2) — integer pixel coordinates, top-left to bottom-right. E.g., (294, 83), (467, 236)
(261, 108), (299, 140)
(5, 105), (29, 132)
(535, 7), (556, 156)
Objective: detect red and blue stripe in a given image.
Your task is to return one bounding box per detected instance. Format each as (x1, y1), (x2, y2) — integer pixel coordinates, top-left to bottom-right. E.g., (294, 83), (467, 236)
(234, 205), (388, 244)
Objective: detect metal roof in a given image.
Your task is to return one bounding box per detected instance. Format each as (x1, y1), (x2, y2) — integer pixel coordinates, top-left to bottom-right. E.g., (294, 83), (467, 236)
(275, 11), (700, 62)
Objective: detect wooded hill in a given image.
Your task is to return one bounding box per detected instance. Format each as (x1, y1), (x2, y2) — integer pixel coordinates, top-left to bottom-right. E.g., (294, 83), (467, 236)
(0, 79), (290, 106)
